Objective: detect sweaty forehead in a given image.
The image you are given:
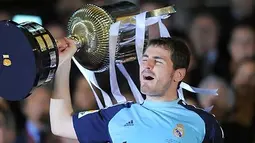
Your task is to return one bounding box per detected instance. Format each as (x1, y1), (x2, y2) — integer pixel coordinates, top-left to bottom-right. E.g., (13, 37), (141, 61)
(143, 47), (171, 61)
(144, 45), (170, 56)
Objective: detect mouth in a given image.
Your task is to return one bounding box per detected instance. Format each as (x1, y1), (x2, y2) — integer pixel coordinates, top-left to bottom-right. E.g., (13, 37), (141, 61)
(143, 75), (155, 81)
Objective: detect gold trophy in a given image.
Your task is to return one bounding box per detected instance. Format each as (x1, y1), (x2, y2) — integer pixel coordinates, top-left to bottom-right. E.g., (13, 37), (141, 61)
(0, 1), (175, 100)
(68, 1), (176, 72)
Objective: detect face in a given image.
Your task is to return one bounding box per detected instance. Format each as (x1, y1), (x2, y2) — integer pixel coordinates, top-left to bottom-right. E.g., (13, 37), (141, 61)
(0, 113), (5, 143)
(230, 27), (255, 63)
(0, 98), (8, 110)
(140, 46), (175, 96)
(189, 16), (218, 57)
(24, 87), (50, 123)
(199, 83), (232, 109)
(233, 61), (255, 87)
(199, 80), (235, 121)
(0, 11), (10, 21)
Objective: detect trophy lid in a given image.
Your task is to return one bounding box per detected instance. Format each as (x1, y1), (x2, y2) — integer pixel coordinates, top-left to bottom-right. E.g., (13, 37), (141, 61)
(0, 20), (37, 100)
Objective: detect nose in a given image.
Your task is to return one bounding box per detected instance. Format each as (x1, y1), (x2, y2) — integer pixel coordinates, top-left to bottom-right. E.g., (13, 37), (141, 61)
(143, 59), (155, 70)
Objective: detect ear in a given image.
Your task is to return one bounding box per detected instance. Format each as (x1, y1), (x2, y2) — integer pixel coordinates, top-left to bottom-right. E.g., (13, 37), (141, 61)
(173, 68), (186, 82)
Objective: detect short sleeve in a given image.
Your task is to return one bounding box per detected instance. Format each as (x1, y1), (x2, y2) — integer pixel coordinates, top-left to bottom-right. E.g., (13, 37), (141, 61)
(72, 103), (133, 143)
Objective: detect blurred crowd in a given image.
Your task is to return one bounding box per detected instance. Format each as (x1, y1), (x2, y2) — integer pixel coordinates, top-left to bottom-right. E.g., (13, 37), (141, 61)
(0, 0), (255, 143)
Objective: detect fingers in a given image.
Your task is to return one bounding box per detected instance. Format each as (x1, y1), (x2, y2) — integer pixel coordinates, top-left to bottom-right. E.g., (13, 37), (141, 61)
(56, 38), (69, 52)
(63, 37), (77, 55)
(64, 37), (77, 49)
(56, 37), (77, 65)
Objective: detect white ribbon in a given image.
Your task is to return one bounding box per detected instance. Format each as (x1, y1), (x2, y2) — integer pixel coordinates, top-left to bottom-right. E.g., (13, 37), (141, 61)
(135, 12), (147, 64)
(109, 21), (127, 103)
(105, 12), (148, 104)
(72, 57), (113, 108)
(178, 82), (218, 101)
(178, 82), (217, 112)
(177, 86), (185, 101)
(180, 82), (218, 96)
(204, 106), (214, 113)
(158, 18), (171, 37)
(177, 82), (217, 113)
(117, 63), (144, 103)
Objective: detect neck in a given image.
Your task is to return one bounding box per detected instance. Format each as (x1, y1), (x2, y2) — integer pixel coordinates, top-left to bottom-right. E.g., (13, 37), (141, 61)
(146, 86), (178, 102)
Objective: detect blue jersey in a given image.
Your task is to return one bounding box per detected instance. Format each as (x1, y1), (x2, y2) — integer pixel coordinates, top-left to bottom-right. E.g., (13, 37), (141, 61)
(72, 99), (224, 143)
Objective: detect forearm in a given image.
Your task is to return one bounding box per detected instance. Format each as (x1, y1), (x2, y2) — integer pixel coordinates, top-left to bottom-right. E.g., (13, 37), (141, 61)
(51, 60), (73, 113)
(50, 61), (76, 139)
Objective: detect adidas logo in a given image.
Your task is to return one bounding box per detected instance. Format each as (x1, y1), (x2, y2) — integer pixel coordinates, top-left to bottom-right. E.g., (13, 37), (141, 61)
(124, 120), (134, 127)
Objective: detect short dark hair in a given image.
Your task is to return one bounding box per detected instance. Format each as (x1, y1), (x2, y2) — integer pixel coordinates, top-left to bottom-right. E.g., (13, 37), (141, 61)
(145, 37), (190, 70)
(232, 21), (255, 36)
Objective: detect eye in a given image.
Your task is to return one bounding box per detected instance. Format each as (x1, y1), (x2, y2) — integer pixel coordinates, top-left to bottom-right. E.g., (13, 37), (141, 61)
(155, 60), (163, 64)
(142, 58), (148, 62)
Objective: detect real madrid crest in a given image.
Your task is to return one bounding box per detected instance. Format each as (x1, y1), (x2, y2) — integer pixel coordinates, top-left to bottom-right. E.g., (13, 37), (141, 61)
(173, 124), (185, 138)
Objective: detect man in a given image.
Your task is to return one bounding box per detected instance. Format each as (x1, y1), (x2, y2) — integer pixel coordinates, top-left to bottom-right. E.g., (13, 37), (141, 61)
(228, 23), (255, 74)
(16, 87), (53, 143)
(50, 37), (224, 143)
(0, 105), (16, 143)
(222, 58), (255, 143)
(198, 75), (235, 122)
(188, 12), (229, 85)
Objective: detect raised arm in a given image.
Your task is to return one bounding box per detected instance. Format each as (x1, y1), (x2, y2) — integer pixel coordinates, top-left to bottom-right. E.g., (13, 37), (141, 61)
(50, 38), (77, 139)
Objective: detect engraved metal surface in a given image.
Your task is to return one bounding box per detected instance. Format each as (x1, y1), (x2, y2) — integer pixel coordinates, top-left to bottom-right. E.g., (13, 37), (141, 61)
(68, 4), (114, 72)
(18, 21), (59, 86)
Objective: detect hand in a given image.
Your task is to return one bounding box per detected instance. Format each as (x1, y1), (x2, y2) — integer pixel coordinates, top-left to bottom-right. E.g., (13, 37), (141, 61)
(56, 37), (77, 65)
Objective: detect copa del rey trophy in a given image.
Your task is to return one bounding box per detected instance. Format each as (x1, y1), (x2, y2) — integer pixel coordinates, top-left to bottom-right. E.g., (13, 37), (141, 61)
(0, 1), (217, 108)
(0, 1), (176, 103)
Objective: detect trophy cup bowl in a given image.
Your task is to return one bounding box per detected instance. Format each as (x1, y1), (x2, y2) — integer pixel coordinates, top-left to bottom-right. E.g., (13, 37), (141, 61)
(0, 1), (176, 101)
(69, 1), (176, 72)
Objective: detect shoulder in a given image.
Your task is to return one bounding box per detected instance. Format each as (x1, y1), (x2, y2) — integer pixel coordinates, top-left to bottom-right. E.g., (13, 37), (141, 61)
(178, 100), (224, 142)
(72, 101), (136, 143)
(100, 101), (135, 116)
(178, 100), (217, 123)
(76, 101), (135, 120)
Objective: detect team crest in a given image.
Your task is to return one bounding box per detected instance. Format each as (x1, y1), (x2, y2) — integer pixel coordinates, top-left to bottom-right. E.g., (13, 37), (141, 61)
(173, 124), (185, 138)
